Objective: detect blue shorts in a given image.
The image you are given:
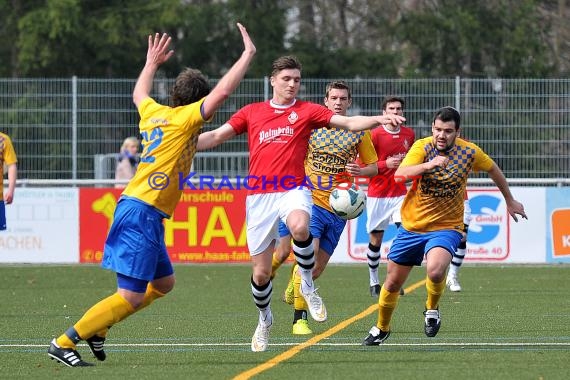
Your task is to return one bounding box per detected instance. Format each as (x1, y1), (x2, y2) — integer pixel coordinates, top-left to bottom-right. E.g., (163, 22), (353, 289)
(310, 205), (346, 256)
(278, 220), (290, 238)
(0, 202), (5, 230)
(388, 227), (463, 266)
(101, 197), (173, 283)
(278, 205), (345, 256)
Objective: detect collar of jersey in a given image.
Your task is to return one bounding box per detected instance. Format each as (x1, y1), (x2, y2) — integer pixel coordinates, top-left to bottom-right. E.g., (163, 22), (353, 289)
(381, 124), (401, 134)
(270, 98), (297, 109)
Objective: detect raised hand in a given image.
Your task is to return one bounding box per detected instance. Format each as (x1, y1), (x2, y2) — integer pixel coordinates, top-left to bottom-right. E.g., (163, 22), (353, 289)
(146, 33), (174, 68)
(237, 23), (256, 56)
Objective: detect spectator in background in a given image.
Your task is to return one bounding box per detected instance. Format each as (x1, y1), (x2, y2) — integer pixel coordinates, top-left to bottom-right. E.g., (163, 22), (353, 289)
(115, 136), (140, 189)
(1, 132), (18, 231)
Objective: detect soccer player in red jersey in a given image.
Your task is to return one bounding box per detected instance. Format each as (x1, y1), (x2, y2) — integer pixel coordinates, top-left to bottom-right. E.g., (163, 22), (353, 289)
(198, 56), (404, 351)
(364, 96), (415, 297)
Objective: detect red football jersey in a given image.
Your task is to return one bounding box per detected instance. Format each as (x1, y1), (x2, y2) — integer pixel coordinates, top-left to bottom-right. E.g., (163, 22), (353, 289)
(228, 99), (334, 194)
(367, 125), (415, 198)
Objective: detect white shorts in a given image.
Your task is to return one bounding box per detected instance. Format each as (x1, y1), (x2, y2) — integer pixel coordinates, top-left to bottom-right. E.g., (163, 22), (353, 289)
(245, 188), (312, 255)
(463, 199), (472, 226)
(366, 196), (404, 233)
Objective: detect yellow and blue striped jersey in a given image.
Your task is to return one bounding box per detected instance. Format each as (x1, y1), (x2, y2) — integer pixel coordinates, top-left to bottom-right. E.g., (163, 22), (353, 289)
(400, 137), (494, 232)
(305, 128), (377, 211)
(122, 97), (207, 217)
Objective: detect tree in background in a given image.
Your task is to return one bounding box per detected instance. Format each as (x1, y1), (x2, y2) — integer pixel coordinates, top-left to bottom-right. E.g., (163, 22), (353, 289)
(399, 0), (553, 77)
(0, 0), (567, 78)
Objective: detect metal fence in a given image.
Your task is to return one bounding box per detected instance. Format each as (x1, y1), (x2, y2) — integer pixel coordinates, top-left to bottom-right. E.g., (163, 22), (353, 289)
(1, 77), (569, 180)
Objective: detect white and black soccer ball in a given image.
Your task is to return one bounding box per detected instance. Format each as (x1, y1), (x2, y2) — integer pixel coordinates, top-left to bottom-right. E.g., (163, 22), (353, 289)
(329, 182), (367, 220)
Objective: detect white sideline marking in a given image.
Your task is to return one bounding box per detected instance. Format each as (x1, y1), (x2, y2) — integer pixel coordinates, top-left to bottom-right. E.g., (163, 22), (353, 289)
(3, 342), (570, 348)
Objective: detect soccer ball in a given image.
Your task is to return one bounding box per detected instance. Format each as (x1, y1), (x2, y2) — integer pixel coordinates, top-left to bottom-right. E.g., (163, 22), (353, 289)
(329, 182), (367, 220)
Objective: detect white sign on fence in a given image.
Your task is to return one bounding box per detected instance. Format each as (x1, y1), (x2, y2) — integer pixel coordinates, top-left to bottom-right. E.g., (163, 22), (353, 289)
(331, 187), (546, 264)
(1, 188), (79, 263)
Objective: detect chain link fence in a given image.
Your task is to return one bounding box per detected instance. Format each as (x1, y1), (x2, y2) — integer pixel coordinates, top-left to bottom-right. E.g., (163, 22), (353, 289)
(1, 77), (569, 181)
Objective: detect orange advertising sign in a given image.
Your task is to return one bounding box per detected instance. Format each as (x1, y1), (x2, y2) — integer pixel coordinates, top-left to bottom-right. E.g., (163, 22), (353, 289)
(551, 209), (570, 257)
(79, 188), (250, 263)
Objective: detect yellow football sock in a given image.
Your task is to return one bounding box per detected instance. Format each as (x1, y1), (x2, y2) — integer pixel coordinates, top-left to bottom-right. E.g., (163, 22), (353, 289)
(425, 276), (446, 310)
(270, 252), (282, 279)
(73, 293), (135, 345)
(92, 283), (165, 338)
(377, 286), (401, 331)
(293, 265), (308, 310)
(55, 334), (76, 349)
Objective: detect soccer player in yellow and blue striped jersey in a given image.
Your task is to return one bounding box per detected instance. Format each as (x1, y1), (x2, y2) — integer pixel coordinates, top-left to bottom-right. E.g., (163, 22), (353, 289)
(363, 106), (527, 345)
(48, 23), (256, 367)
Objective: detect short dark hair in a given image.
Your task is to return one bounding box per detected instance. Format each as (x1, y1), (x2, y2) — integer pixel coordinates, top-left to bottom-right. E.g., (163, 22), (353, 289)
(325, 81), (351, 99)
(382, 96), (405, 111)
(271, 56), (302, 77)
(170, 68), (211, 107)
(433, 106), (461, 130)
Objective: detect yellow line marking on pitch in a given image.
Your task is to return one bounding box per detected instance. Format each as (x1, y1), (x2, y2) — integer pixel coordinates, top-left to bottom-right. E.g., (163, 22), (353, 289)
(233, 278), (427, 380)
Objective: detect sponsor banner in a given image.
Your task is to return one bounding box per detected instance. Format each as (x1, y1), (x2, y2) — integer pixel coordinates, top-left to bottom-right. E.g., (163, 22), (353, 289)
(546, 188), (570, 263)
(79, 188), (122, 263)
(0, 186), (551, 264)
(331, 187), (545, 264)
(504, 187), (545, 263)
(79, 188), (249, 263)
(463, 189), (509, 261)
(1, 188), (79, 263)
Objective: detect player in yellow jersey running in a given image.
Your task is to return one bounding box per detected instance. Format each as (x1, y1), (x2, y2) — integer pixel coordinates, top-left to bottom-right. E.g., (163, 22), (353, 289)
(272, 81), (378, 335)
(48, 23), (256, 367)
(363, 106), (527, 345)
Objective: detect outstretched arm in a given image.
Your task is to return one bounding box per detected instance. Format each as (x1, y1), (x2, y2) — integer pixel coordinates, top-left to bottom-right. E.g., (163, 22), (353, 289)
(197, 123), (237, 151)
(133, 33), (175, 107)
(487, 163), (527, 222)
(202, 23), (256, 120)
(329, 114), (405, 132)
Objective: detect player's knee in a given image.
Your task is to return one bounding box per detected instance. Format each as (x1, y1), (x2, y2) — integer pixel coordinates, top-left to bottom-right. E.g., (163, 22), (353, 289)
(152, 275), (176, 295)
(157, 280), (175, 294)
(288, 219), (310, 242)
(290, 228), (310, 242)
(426, 268), (446, 283)
(252, 270), (271, 285)
(381, 280), (401, 293)
(120, 292), (145, 309)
